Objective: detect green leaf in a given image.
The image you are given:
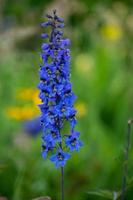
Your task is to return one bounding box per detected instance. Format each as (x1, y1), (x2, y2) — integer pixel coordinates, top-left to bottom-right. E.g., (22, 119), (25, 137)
(32, 197), (51, 200)
(126, 176), (133, 190)
(87, 189), (121, 200)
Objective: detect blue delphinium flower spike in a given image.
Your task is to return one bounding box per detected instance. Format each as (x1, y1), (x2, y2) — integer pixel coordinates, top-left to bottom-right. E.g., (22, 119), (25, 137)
(38, 10), (82, 168)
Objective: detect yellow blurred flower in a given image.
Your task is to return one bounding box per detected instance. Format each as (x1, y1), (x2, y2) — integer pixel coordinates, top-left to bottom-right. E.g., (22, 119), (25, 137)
(16, 88), (41, 105)
(75, 54), (93, 76)
(16, 88), (35, 100)
(75, 102), (87, 118)
(6, 106), (40, 120)
(5, 87), (42, 121)
(32, 90), (42, 105)
(101, 24), (122, 41)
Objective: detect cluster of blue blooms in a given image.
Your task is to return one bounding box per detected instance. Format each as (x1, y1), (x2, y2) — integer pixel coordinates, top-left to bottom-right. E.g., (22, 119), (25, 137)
(38, 10), (82, 168)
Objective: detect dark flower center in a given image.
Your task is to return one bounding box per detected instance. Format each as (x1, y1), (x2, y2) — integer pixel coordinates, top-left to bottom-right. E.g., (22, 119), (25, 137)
(42, 145), (47, 150)
(52, 131), (57, 138)
(58, 152), (64, 160)
(71, 138), (77, 146)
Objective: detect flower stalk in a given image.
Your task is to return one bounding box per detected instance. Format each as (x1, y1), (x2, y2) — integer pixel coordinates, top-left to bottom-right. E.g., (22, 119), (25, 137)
(121, 119), (133, 200)
(61, 167), (64, 200)
(38, 9), (83, 200)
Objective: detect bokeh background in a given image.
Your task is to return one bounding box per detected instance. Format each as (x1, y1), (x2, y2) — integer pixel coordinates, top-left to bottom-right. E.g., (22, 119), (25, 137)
(0, 0), (133, 199)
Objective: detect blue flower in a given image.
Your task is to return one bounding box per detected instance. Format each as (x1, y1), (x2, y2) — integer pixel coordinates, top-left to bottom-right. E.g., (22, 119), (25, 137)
(41, 33), (49, 39)
(65, 131), (83, 152)
(42, 143), (53, 159)
(38, 10), (82, 167)
(50, 149), (70, 168)
(42, 144), (49, 158)
(42, 129), (62, 146)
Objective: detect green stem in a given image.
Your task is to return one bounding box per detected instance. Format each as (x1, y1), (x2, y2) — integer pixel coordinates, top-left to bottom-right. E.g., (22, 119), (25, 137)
(121, 119), (133, 200)
(61, 167), (64, 200)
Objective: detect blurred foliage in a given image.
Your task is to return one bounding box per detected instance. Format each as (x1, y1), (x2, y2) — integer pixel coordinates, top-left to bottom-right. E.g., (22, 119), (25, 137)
(0, 0), (133, 200)
(87, 189), (121, 200)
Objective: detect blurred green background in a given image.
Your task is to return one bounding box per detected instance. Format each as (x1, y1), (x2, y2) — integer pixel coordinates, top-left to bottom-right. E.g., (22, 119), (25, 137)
(0, 0), (133, 199)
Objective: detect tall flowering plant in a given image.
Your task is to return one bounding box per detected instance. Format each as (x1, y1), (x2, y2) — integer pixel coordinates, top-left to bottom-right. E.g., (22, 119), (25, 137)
(38, 10), (82, 200)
